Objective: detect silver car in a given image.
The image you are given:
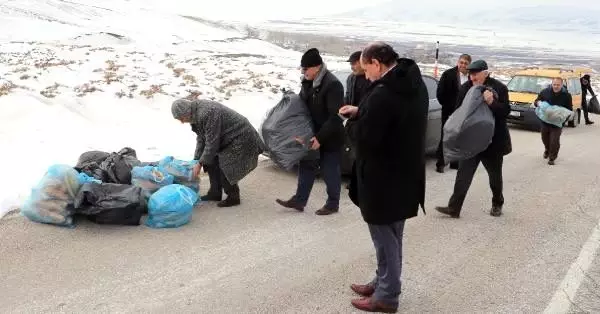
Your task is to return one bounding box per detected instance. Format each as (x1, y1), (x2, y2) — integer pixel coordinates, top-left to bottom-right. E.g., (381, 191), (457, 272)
(333, 70), (442, 175)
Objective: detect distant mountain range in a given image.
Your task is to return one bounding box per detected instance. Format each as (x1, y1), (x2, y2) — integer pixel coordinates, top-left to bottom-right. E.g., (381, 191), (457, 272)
(335, 2), (599, 35)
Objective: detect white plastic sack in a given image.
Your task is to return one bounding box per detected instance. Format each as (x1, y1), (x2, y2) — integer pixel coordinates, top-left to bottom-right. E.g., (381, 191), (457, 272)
(535, 101), (572, 127)
(443, 85), (495, 162)
(259, 92), (317, 170)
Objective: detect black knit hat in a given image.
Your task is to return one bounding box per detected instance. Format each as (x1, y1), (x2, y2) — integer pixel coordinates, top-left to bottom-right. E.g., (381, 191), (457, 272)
(301, 48), (323, 68)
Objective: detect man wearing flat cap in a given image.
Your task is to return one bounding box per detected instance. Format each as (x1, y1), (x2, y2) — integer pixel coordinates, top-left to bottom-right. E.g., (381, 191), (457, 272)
(345, 50), (370, 107)
(276, 48), (345, 216)
(435, 60), (512, 218)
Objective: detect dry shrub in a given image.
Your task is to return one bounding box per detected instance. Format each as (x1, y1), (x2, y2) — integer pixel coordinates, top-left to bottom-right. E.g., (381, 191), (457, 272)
(74, 83), (102, 97)
(13, 67), (29, 73)
(34, 59), (75, 69)
(19, 74), (30, 80)
(139, 85), (164, 99)
(0, 82), (17, 96)
(40, 83), (61, 98)
(183, 74), (197, 84)
(185, 89), (203, 100)
(173, 68), (185, 77)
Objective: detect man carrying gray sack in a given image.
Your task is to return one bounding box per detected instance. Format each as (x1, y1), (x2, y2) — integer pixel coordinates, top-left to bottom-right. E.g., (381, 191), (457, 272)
(435, 60), (512, 218)
(276, 48), (345, 216)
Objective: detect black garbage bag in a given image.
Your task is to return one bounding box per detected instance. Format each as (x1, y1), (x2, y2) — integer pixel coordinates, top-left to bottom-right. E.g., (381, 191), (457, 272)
(588, 96), (600, 115)
(259, 91), (318, 170)
(73, 182), (146, 225)
(74, 147), (141, 184)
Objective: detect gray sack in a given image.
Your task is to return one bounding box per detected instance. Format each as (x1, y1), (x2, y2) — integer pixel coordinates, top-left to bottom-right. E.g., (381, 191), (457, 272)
(443, 85), (496, 163)
(260, 92), (317, 171)
(588, 95), (600, 114)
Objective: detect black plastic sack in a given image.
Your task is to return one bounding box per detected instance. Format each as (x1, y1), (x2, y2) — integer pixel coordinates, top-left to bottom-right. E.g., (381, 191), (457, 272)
(443, 85), (495, 163)
(259, 92), (318, 170)
(75, 148), (141, 184)
(73, 182), (146, 225)
(588, 96), (600, 115)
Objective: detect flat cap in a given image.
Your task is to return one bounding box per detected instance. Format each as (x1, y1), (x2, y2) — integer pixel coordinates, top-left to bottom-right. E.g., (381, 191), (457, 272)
(467, 60), (488, 72)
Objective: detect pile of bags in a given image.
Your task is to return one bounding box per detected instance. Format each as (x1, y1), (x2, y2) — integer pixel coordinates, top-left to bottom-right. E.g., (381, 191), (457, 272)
(20, 147), (201, 229)
(535, 101), (573, 127)
(260, 91), (318, 170)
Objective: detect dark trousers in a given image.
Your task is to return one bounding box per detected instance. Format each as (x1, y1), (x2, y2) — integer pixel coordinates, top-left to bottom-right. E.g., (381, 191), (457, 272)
(367, 220), (406, 307)
(541, 124), (562, 161)
(294, 150), (341, 209)
(436, 115), (459, 169)
(582, 99), (591, 122)
(204, 157), (239, 197)
(448, 154), (504, 211)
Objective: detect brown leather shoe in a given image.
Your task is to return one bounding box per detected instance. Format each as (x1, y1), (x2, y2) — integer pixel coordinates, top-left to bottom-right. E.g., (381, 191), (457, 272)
(435, 206), (460, 218)
(351, 283), (375, 297)
(351, 297), (397, 313)
(315, 207), (338, 215)
(276, 198), (304, 211)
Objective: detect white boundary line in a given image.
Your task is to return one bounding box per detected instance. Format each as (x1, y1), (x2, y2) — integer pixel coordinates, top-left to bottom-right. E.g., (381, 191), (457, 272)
(544, 220), (600, 313)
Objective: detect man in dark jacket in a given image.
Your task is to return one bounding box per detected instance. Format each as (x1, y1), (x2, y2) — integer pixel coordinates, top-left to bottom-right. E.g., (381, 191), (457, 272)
(344, 50), (370, 106)
(534, 78), (573, 165)
(581, 74), (596, 125)
(342, 50), (370, 177)
(435, 60), (512, 218)
(339, 42), (428, 313)
(276, 48), (345, 216)
(435, 54), (471, 173)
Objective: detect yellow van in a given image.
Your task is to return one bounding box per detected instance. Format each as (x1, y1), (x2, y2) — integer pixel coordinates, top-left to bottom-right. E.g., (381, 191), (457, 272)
(506, 67), (592, 129)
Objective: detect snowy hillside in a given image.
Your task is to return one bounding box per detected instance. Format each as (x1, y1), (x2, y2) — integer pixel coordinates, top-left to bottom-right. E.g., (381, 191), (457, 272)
(0, 0), (350, 218)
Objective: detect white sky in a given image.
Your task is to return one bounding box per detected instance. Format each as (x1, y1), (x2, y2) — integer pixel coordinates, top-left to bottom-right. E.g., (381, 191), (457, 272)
(135, 0), (594, 21)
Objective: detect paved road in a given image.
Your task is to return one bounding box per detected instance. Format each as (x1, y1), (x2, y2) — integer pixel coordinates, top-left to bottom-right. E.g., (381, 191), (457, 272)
(2, 124), (600, 313)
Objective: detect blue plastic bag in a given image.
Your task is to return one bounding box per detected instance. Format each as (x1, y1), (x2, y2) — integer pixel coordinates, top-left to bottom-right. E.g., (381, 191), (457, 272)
(158, 156), (198, 182)
(21, 164), (81, 227)
(77, 172), (102, 185)
(535, 101), (572, 127)
(131, 166), (174, 199)
(145, 184), (199, 228)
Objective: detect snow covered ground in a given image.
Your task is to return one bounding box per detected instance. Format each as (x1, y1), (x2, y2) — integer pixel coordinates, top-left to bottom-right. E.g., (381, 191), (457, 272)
(0, 0), (353, 218)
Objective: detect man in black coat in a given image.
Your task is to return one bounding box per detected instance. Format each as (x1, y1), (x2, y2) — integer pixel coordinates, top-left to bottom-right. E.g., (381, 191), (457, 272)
(340, 42), (428, 313)
(435, 60), (512, 218)
(435, 54), (471, 173)
(342, 50), (370, 177)
(344, 50), (370, 106)
(581, 74), (596, 125)
(276, 48), (345, 216)
(534, 78), (573, 165)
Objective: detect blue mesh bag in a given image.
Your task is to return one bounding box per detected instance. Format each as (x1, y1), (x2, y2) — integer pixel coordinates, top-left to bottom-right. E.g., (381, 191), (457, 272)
(145, 184), (199, 228)
(21, 164), (81, 227)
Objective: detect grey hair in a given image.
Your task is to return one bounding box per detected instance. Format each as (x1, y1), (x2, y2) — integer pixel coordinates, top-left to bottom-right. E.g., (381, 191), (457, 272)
(171, 99), (193, 120)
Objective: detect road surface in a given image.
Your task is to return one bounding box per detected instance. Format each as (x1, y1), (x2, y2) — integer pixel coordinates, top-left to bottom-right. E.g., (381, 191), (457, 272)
(2, 125), (600, 313)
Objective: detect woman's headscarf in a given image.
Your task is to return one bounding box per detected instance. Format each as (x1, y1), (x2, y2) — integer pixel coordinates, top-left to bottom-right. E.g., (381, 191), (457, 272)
(171, 99), (193, 120)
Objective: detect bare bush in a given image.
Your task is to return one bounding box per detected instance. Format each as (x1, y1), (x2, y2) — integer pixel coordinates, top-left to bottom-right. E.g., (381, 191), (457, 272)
(19, 74), (30, 80)
(0, 82), (17, 96)
(139, 84), (165, 99)
(40, 83), (61, 98)
(183, 74), (197, 84)
(74, 83), (102, 97)
(173, 68), (186, 77)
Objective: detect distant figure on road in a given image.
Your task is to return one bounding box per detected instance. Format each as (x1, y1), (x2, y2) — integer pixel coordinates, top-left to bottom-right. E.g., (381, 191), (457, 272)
(276, 48), (345, 216)
(581, 74), (596, 125)
(435, 54), (472, 173)
(340, 42), (428, 313)
(435, 60), (512, 218)
(171, 98), (264, 207)
(534, 78), (573, 165)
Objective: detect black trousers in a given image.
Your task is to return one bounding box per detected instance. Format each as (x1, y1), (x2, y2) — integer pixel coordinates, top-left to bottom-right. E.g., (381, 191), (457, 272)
(541, 124), (562, 161)
(436, 115), (459, 169)
(448, 154), (504, 211)
(582, 98), (591, 122)
(204, 157), (239, 197)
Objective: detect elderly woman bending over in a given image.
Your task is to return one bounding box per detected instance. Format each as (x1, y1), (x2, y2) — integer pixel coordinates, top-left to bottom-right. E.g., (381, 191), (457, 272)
(171, 99), (265, 207)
